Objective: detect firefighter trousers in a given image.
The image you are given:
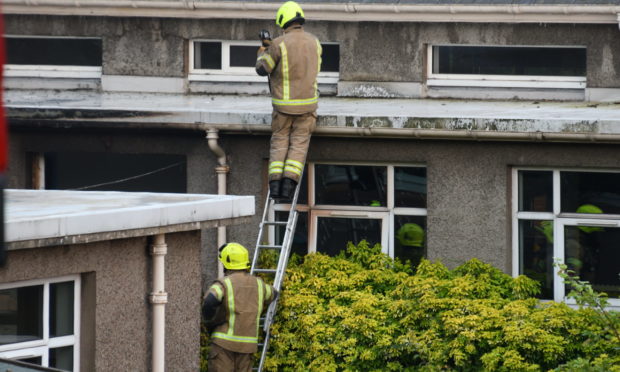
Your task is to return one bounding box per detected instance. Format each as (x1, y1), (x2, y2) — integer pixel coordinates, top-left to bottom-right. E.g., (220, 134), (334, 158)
(207, 343), (254, 372)
(268, 110), (317, 183)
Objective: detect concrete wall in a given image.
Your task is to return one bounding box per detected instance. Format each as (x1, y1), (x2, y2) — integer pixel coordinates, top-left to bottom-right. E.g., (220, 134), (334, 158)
(5, 15), (619, 88)
(0, 231), (202, 371)
(9, 128), (620, 277)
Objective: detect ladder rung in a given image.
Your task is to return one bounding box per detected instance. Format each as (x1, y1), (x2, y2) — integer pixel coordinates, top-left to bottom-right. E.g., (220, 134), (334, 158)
(263, 221), (287, 226)
(253, 268), (277, 273)
(257, 244), (283, 249)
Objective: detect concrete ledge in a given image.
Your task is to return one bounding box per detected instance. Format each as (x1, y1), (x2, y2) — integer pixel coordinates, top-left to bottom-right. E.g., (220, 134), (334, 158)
(426, 86), (585, 101)
(338, 81), (422, 98)
(4, 77), (100, 91)
(586, 88), (620, 102)
(6, 189), (255, 246)
(102, 75), (186, 94)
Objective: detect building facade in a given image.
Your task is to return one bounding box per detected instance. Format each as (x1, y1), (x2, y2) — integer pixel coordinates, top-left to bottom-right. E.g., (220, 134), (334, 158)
(2, 3), (620, 369)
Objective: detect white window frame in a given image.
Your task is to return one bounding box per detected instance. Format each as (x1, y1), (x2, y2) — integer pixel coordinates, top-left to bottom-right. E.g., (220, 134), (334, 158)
(512, 167), (620, 309)
(3, 35), (102, 79)
(273, 162), (427, 257)
(189, 39), (339, 84)
(0, 275), (81, 371)
(427, 44), (587, 90)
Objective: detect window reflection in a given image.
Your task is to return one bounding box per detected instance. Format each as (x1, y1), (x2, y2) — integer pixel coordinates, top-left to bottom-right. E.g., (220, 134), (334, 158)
(564, 226), (620, 298)
(519, 171), (553, 212)
(315, 165), (386, 206)
(561, 172), (620, 215)
(519, 220), (554, 299)
(316, 217), (381, 256)
(395, 167), (427, 208)
(0, 285), (44, 345)
(275, 211), (308, 257)
(394, 216), (426, 269)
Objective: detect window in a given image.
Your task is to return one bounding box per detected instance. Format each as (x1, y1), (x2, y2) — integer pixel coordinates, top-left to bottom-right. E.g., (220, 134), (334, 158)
(189, 40), (339, 85)
(428, 45), (586, 89)
(513, 169), (620, 307)
(0, 276), (80, 371)
(4, 36), (102, 79)
(272, 163), (427, 267)
(43, 152), (187, 193)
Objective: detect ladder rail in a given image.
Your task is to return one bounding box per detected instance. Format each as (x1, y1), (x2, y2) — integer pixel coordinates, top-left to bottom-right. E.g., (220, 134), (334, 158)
(251, 175), (303, 372)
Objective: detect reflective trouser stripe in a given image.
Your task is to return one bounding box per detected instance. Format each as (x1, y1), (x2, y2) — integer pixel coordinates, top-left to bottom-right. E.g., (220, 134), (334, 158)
(284, 159), (303, 176)
(279, 43), (290, 101)
(272, 96), (318, 106)
(269, 161), (284, 176)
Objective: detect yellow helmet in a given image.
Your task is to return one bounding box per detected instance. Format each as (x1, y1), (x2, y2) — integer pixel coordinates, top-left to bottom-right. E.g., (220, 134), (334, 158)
(276, 1), (305, 29)
(219, 243), (250, 270)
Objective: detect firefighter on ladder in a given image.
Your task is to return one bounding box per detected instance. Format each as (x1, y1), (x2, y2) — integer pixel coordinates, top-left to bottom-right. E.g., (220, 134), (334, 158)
(256, 1), (322, 200)
(202, 243), (277, 371)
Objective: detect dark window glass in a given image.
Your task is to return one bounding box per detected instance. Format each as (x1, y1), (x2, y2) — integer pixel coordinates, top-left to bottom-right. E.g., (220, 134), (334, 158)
(519, 171), (553, 212)
(564, 226), (620, 298)
(18, 356), (42, 365)
(0, 285), (43, 345)
(7, 37), (102, 67)
(315, 165), (387, 206)
(433, 46), (586, 77)
(44, 152), (186, 193)
(49, 346), (73, 371)
(316, 217), (381, 256)
(50, 282), (74, 338)
(321, 43), (339, 73)
(560, 172), (620, 214)
(395, 167), (427, 208)
(230, 45), (258, 67)
(519, 220), (554, 299)
(195, 42), (221, 70)
(275, 211), (308, 257)
(394, 215), (426, 269)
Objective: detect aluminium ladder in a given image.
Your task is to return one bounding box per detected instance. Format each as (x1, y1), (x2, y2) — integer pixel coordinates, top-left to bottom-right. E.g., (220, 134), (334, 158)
(250, 176), (303, 372)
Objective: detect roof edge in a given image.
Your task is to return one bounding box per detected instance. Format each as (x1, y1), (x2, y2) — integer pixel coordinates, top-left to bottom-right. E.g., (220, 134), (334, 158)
(2, 1), (620, 24)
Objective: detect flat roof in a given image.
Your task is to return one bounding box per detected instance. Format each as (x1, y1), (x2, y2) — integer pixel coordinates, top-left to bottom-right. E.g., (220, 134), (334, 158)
(6, 90), (620, 140)
(5, 189), (255, 249)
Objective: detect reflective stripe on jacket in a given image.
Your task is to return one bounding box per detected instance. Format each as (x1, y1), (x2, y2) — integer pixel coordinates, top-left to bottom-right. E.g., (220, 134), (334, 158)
(207, 271), (275, 353)
(255, 25), (322, 115)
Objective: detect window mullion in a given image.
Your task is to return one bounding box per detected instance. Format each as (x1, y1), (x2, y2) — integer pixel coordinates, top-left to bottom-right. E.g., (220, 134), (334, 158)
(553, 170), (564, 302)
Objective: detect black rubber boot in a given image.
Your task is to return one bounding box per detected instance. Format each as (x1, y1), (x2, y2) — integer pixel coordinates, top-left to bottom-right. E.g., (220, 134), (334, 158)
(269, 180), (281, 198)
(280, 178), (298, 201)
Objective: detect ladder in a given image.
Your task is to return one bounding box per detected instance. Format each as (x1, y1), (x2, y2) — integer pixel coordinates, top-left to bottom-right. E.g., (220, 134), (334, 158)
(250, 177), (303, 372)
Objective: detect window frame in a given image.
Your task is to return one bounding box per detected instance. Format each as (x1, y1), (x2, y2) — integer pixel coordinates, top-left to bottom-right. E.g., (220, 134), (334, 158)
(3, 35), (102, 79)
(512, 167), (620, 309)
(0, 275), (81, 371)
(273, 161), (427, 258)
(427, 44), (587, 90)
(189, 39), (339, 84)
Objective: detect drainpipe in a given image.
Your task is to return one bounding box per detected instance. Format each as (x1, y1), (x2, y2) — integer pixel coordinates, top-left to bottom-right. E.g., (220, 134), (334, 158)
(206, 129), (230, 277)
(150, 234), (168, 372)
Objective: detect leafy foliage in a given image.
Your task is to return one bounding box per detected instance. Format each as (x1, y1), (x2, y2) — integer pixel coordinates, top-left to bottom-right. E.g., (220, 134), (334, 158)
(261, 241), (620, 371)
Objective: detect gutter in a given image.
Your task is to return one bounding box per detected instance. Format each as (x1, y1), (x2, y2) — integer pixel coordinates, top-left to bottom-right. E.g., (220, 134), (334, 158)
(9, 118), (620, 144)
(2, 0), (620, 24)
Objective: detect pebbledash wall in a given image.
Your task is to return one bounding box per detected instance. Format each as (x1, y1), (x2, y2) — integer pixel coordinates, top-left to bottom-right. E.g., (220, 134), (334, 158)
(7, 129), (620, 275)
(1, 233), (200, 371)
(3, 15), (620, 99)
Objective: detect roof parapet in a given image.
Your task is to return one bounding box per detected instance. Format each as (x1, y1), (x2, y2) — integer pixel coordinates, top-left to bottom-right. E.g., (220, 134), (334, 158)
(2, 0), (620, 24)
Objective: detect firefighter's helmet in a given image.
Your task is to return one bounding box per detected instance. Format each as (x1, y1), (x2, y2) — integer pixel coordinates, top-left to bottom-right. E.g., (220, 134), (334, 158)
(219, 242), (250, 270)
(276, 1), (305, 29)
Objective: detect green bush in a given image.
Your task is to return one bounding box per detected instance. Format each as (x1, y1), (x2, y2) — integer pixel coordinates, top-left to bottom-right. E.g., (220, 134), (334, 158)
(262, 241), (620, 371)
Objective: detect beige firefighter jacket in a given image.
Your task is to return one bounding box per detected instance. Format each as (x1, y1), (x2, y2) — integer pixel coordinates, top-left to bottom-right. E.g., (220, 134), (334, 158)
(207, 271), (276, 353)
(256, 25), (322, 115)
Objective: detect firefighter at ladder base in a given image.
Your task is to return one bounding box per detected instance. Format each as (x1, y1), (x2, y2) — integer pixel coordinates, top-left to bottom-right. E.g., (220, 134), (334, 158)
(202, 243), (277, 371)
(256, 1), (322, 200)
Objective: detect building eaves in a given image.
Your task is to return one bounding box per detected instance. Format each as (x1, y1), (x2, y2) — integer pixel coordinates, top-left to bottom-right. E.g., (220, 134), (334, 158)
(3, 0), (620, 24)
(5, 90), (620, 144)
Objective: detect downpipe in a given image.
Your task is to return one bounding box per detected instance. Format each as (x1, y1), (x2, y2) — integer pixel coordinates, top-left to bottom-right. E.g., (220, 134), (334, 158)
(206, 128), (230, 277)
(150, 234), (168, 372)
